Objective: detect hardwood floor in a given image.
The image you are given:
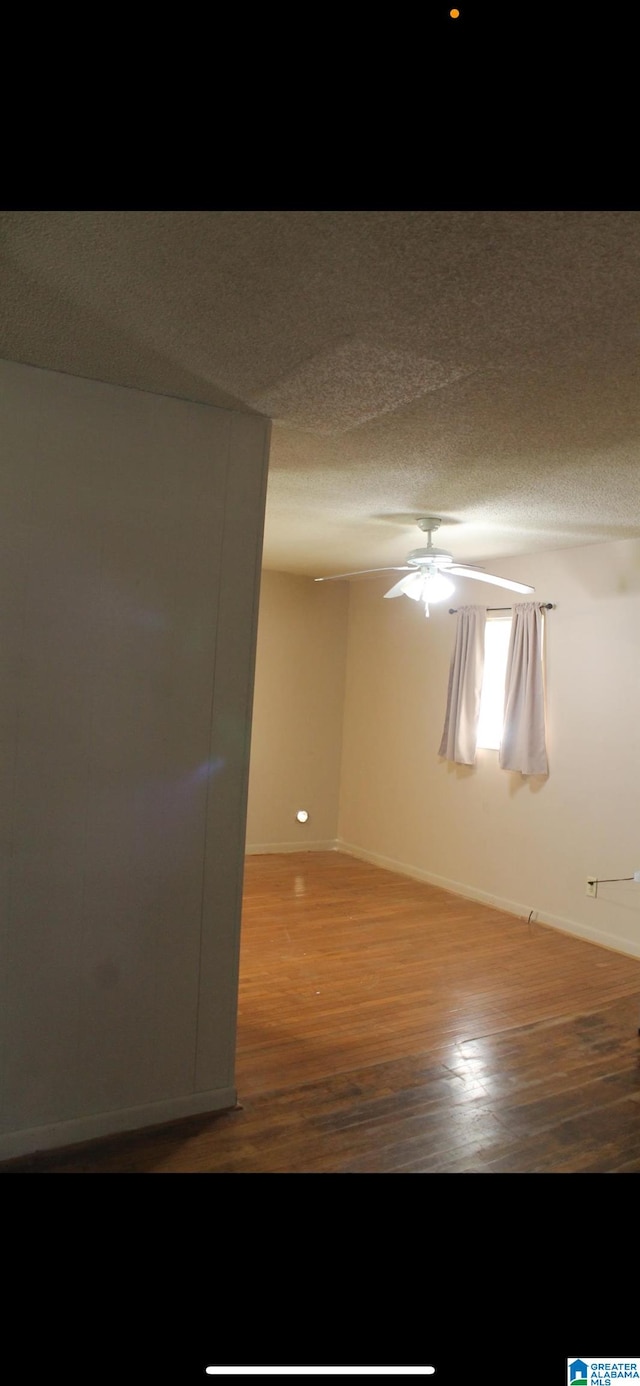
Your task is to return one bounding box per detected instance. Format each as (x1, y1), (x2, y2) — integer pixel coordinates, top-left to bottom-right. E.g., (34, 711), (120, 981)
(4, 851), (640, 1173)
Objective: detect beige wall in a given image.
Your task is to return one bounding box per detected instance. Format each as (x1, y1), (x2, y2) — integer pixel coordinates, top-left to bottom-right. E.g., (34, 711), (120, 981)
(246, 570), (348, 851)
(0, 359), (270, 1159)
(338, 537), (640, 959)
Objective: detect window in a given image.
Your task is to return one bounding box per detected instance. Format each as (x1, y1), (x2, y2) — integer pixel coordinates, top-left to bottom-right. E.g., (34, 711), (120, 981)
(476, 618), (511, 750)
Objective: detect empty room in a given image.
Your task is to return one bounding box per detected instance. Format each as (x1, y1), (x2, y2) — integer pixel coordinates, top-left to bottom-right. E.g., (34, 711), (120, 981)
(1, 211), (640, 1173)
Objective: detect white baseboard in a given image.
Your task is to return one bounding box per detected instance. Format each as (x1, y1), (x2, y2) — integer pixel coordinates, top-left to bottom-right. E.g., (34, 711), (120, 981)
(337, 839), (640, 962)
(245, 839), (338, 855)
(0, 1085), (238, 1162)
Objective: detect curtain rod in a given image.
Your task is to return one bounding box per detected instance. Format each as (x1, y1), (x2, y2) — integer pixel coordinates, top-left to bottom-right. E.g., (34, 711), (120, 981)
(448, 602), (555, 614)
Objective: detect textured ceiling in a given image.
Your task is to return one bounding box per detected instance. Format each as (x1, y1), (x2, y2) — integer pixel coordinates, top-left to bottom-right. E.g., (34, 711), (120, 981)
(1, 209), (640, 577)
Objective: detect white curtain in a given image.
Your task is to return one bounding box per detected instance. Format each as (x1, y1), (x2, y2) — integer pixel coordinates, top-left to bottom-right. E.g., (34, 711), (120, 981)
(438, 605), (486, 765)
(499, 602), (548, 775)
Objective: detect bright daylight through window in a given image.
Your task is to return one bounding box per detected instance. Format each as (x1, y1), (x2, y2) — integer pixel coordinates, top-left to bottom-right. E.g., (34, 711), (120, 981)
(476, 618), (511, 750)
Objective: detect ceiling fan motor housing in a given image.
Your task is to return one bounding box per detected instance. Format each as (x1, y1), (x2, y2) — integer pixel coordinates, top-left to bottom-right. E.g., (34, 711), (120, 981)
(406, 547), (453, 568)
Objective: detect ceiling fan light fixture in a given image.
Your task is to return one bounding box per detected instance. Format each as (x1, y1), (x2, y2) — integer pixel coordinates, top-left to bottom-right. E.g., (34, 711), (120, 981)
(421, 571), (455, 603)
(383, 571), (425, 600)
(404, 573), (426, 600)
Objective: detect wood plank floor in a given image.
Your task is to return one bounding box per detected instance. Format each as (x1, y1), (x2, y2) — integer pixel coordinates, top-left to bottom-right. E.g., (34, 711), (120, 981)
(4, 851), (640, 1173)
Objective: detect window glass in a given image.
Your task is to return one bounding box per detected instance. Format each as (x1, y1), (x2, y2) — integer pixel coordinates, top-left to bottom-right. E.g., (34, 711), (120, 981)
(476, 618), (511, 750)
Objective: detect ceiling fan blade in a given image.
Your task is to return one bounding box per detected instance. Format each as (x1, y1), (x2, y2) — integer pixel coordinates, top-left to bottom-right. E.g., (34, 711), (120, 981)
(448, 562), (485, 571)
(384, 572), (425, 600)
(315, 567), (410, 583)
(449, 566), (535, 594)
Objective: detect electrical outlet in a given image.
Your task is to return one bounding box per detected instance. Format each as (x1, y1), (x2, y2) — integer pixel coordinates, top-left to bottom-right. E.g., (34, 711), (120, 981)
(586, 879), (597, 898)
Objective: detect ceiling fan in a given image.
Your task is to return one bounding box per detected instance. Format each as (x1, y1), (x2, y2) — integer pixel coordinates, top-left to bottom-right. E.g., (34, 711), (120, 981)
(314, 517), (535, 617)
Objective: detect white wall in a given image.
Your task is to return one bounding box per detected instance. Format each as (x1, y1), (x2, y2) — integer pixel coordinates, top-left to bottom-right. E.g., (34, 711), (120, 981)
(338, 537), (640, 959)
(245, 571), (348, 852)
(0, 359), (270, 1158)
